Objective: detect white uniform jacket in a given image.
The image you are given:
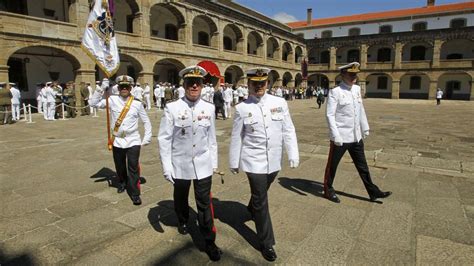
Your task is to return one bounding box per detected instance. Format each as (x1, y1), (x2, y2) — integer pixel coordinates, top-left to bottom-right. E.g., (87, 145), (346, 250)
(89, 91), (152, 148)
(10, 87), (21, 104)
(131, 86), (144, 101)
(229, 94), (299, 174)
(44, 86), (56, 103)
(326, 82), (369, 143)
(223, 88), (233, 102)
(158, 97), (218, 180)
(177, 86), (185, 99)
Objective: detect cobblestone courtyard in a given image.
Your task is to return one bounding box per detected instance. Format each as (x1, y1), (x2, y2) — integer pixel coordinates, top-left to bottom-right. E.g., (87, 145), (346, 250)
(1, 98), (473, 265)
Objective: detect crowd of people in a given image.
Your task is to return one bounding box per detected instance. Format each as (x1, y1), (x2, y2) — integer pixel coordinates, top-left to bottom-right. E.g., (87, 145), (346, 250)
(0, 77), (331, 126)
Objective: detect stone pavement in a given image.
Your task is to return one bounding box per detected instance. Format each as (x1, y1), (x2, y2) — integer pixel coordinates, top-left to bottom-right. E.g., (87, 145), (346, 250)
(1, 98), (473, 265)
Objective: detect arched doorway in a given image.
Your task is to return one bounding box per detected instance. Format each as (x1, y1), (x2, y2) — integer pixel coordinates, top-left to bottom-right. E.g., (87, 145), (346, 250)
(223, 24), (243, 52)
(307, 74), (329, 89)
(282, 42), (292, 62)
(150, 4), (185, 41)
(111, 53), (143, 82)
(400, 73), (430, 99)
(192, 15), (218, 48)
(114, 0), (140, 33)
(295, 46), (303, 64)
(268, 70), (280, 88)
(7, 45), (80, 103)
(153, 58), (185, 85)
(247, 31), (263, 56)
(366, 73), (392, 98)
(294, 73), (303, 88)
(266, 37), (279, 59)
(403, 42), (433, 61)
(282, 72), (293, 87)
(224, 65), (244, 86)
(337, 46), (359, 63)
(440, 39), (474, 60)
(437, 72), (472, 100)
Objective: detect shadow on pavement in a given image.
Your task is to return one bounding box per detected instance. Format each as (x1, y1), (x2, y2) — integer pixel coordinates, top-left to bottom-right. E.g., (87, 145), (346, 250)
(148, 200), (205, 251)
(0, 249), (36, 266)
(212, 198), (260, 250)
(89, 167), (147, 189)
(278, 177), (377, 203)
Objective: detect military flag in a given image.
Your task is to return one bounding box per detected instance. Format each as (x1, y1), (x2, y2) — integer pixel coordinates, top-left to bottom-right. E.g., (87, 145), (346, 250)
(82, 0), (119, 77)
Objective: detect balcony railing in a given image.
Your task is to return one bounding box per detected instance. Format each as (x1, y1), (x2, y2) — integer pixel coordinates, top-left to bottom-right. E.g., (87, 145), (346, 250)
(439, 59), (473, 68)
(401, 60), (431, 69)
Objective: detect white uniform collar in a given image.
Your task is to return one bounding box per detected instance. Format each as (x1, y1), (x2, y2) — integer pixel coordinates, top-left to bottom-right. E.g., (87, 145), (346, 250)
(340, 81), (353, 90)
(249, 93), (268, 103)
(183, 96), (200, 107)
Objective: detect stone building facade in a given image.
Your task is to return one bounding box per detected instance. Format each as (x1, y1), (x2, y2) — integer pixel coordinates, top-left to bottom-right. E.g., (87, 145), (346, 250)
(289, 1), (474, 100)
(0, 0), (305, 102)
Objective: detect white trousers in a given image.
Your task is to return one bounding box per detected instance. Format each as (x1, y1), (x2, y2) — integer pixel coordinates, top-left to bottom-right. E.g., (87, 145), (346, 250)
(144, 95), (151, 110)
(11, 104), (20, 120)
(155, 96), (161, 108)
(224, 101), (232, 118)
(37, 99), (43, 113)
(43, 102), (55, 120)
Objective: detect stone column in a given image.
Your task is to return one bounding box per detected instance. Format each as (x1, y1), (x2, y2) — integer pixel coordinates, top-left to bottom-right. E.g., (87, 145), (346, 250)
(432, 39), (442, 68)
(133, 12), (144, 36)
(391, 80), (400, 99)
(138, 72), (154, 87)
(74, 69), (96, 107)
(329, 46), (337, 70)
(394, 42), (402, 69)
(0, 65), (9, 83)
(359, 80), (367, 97)
(360, 44), (368, 69)
(428, 81), (438, 100)
(470, 80), (474, 101)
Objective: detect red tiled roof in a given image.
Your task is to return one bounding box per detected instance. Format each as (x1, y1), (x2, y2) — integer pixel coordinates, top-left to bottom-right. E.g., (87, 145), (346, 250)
(287, 2), (474, 28)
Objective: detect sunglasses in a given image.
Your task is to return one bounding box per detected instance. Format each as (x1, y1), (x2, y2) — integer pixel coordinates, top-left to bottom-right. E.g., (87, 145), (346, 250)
(118, 84), (131, 89)
(184, 78), (203, 86)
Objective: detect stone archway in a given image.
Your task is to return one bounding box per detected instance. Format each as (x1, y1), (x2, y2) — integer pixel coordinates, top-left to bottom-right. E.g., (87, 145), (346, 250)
(437, 72), (472, 100)
(247, 31), (263, 56)
(440, 39), (474, 60)
(192, 15), (218, 48)
(268, 70), (280, 88)
(266, 37), (279, 59)
(224, 65), (244, 86)
(153, 58), (185, 85)
(282, 72), (293, 87)
(365, 73), (393, 98)
(308, 73), (329, 89)
(223, 24), (243, 52)
(282, 42), (293, 62)
(114, 0), (140, 34)
(400, 72), (430, 99)
(7, 45), (81, 101)
(150, 3), (185, 41)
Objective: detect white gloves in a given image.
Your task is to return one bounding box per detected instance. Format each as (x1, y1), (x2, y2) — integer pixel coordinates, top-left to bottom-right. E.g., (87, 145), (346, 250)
(101, 79), (110, 92)
(230, 168), (239, 174)
(164, 170), (175, 184)
(363, 130), (370, 139)
(334, 136), (343, 147)
(289, 159), (299, 168)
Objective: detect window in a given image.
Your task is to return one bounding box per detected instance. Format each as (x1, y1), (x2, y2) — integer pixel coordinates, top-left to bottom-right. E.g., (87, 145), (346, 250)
(223, 36), (233, 51)
(412, 22), (427, 31)
(320, 51), (330, 64)
(450, 18), (466, 29)
(198, 31), (209, 46)
(409, 76), (421, 90)
(377, 48), (391, 62)
(348, 28), (360, 36)
(410, 46), (426, 60)
(377, 76), (388, 90)
(379, 25), (392, 33)
(282, 52), (289, 61)
(165, 24), (178, 40)
(347, 49), (360, 62)
(447, 53), (463, 60)
(446, 81), (461, 91)
(321, 30), (332, 38)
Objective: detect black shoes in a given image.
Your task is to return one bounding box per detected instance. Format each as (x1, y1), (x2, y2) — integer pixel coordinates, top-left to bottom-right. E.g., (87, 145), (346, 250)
(370, 191), (392, 202)
(324, 191), (340, 203)
(261, 246), (277, 262)
(177, 223), (188, 235)
(117, 183), (126, 193)
(205, 242), (222, 261)
(131, 195), (142, 205)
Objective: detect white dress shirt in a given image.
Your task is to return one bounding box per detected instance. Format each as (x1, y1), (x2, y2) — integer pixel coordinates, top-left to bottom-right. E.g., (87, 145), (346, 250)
(158, 97), (217, 180)
(89, 91), (152, 148)
(326, 82), (369, 143)
(10, 87), (21, 104)
(229, 94), (299, 174)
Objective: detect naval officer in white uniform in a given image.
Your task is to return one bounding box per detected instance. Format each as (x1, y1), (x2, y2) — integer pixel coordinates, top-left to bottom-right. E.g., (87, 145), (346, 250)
(90, 75), (152, 205)
(158, 65), (222, 262)
(229, 67), (299, 262)
(324, 62), (391, 203)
